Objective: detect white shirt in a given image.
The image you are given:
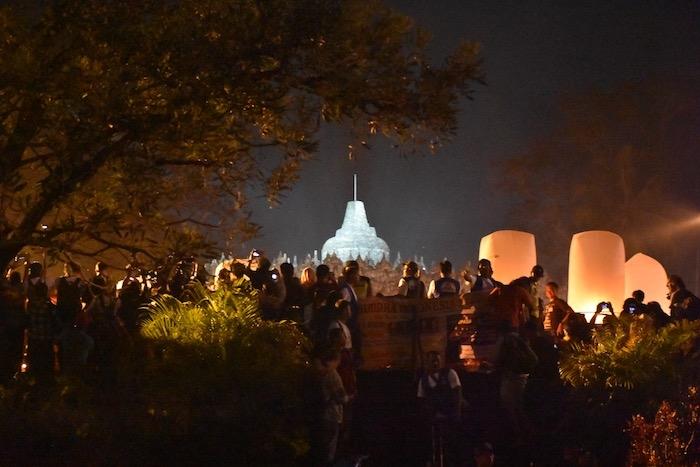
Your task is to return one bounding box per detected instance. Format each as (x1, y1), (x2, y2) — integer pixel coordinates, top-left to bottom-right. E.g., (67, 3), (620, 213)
(416, 368), (461, 398)
(466, 274), (496, 293)
(328, 320), (352, 349)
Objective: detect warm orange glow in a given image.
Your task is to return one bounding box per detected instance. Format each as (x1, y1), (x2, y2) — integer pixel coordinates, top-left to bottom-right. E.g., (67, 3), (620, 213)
(568, 231), (626, 320)
(479, 230), (537, 284)
(625, 253), (670, 313)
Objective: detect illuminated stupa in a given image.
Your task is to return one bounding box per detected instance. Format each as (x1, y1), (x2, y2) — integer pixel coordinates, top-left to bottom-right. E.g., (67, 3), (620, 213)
(321, 175), (390, 265)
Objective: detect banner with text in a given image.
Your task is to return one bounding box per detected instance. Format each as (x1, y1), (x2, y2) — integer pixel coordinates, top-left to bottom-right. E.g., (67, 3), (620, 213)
(357, 297), (462, 370)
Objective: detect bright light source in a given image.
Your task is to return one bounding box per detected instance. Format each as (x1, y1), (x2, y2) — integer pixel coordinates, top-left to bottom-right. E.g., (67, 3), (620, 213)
(479, 230), (537, 284)
(568, 231), (626, 320)
(625, 253), (670, 313)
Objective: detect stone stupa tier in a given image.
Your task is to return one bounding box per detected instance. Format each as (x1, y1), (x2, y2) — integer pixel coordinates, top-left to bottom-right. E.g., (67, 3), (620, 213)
(321, 175), (390, 265)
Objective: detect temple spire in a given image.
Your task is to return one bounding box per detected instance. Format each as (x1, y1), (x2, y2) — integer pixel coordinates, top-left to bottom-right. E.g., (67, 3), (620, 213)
(321, 176), (390, 265)
(353, 174), (357, 201)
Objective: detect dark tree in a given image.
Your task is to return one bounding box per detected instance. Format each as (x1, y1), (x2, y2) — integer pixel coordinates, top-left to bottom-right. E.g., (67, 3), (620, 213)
(500, 77), (700, 280)
(0, 0), (482, 272)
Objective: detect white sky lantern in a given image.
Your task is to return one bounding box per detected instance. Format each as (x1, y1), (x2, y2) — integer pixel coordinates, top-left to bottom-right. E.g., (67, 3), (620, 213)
(479, 230), (537, 284)
(625, 253), (670, 313)
(568, 231), (626, 321)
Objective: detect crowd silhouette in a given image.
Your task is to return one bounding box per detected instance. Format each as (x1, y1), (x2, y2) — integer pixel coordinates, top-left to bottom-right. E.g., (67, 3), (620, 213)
(1, 250), (699, 466)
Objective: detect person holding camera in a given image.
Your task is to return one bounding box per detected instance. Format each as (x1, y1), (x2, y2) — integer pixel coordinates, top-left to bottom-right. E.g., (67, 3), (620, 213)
(246, 250), (286, 320)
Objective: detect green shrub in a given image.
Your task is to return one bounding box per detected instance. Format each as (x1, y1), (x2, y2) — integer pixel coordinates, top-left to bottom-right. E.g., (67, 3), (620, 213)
(0, 285), (312, 465)
(560, 317), (700, 401)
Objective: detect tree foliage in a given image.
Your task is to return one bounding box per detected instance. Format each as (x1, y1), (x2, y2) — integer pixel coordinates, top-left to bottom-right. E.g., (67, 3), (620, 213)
(0, 0), (483, 271)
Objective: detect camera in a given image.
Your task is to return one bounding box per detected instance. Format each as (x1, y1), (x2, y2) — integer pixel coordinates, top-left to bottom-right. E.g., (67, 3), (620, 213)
(251, 249), (261, 258)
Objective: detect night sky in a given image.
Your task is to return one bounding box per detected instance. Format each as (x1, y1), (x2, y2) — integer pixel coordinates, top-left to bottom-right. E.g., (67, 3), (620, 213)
(244, 1), (700, 278)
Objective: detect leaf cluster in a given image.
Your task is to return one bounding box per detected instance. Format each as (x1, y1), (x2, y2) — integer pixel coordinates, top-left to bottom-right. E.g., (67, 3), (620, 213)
(0, 284), (313, 463)
(627, 386), (700, 466)
(0, 0), (483, 271)
(560, 316), (700, 401)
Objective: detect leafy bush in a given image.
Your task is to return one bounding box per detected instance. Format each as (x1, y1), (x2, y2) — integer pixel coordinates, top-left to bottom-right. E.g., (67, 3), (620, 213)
(556, 316), (700, 465)
(560, 317), (700, 400)
(627, 386), (700, 466)
(0, 285), (312, 465)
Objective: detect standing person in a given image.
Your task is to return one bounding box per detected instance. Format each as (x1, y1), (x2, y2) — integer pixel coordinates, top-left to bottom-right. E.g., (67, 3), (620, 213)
(310, 290), (342, 346)
(0, 271), (26, 381)
(343, 260), (372, 299)
(115, 264), (145, 334)
(308, 344), (349, 467)
(398, 261), (426, 298)
(489, 279), (534, 332)
(667, 275), (700, 321)
(300, 267), (317, 329)
(464, 259), (503, 294)
(641, 301), (671, 329)
(327, 301), (358, 456)
(260, 263), (286, 320)
(85, 262), (119, 375)
(496, 324), (538, 447)
(244, 249), (269, 291)
(338, 261), (360, 310)
(542, 282), (575, 339)
(417, 351), (463, 467)
(245, 253), (285, 319)
(25, 262), (54, 382)
(54, 262), (89, 330)
(168, 257), (196, 300)
(89, 262), (111, 298)
(427, 260), (461, 299)
(527, 265), (545, 322)
(83, 261), (112, 329)
(338, 262), (363, 358)
(231, 262), (252, 294)
(312, 264), (338, 312)
(280, 262), (304, 322)
(328, 301), (357, 399)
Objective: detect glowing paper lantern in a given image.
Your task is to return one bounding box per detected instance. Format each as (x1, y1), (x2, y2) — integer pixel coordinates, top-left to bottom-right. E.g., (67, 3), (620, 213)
(625, 253), (670, 312)
(568, 231), (626, 320)
(479, 230), (537, 284)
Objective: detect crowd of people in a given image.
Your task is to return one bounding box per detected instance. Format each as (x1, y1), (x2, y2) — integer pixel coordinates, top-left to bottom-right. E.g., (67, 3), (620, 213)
(1, 251), (699, 466)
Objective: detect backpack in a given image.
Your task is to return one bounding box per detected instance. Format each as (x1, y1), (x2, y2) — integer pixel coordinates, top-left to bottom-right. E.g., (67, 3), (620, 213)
(403, 277), (425, 299)
(421, 368), (460, 420)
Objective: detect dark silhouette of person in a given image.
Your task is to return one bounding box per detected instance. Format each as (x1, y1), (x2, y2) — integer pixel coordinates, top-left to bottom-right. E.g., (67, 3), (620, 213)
(465, 259), (503, 293)
(280, 262), (304, 322)
(667, 275), (700, 321)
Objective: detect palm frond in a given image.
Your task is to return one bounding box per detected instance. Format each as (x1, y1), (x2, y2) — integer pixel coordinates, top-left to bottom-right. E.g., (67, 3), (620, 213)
(560, 317), (700, 394)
